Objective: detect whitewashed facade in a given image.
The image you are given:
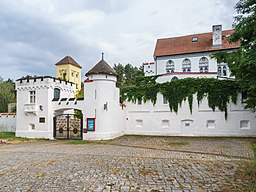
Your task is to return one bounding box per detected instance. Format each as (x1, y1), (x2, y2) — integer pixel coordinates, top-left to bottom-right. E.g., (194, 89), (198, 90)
(15, 26), (256, 139)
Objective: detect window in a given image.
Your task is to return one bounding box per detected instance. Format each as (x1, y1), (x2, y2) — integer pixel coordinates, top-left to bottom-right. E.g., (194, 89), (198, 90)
(217, 64), (228, 77)
(192, 37), (198, 42)
(171, 76), (178, 81)
(30, 91), (36, 103)
(39, 117), (45, 123)
(29, 123), (35, 130)
(136, 119), (143, 127)
(71, 72), (74, 77)
(76, 73), (78, 78)
(182, 59), (191, 72)
(241, 91), (248, 103)
(163, 96), (168, 104)
(138, 100), (142, 105)
(207, 120), (215, 128)
(54, 88), (60, 100)
(199, 57), (209, 73)
(166, 60), (175, 73)
(240, 120), (250, 129)
(162, 120), (170, 128)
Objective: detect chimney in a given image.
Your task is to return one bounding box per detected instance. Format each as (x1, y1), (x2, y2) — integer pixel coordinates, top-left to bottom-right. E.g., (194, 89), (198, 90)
(212, 25), (222, 47)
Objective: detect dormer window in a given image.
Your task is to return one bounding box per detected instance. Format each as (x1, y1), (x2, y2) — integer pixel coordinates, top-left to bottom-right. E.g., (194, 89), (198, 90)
(192, 37), (198, 42)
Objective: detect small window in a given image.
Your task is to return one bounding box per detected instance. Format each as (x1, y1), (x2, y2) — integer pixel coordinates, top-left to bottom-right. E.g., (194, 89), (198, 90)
(163, 96), (168, 104)
(192, 37), (198, 42)
(207, 120), (215, 128)
(39, 117), (45, 123)
(54, 88), (60, 100)
(199, 57), (209, 73)
(71, 72), (74, 77)
(138, 100), (142, 105)
(162, 120), (169, 128)
(136, 119), (143, 127)
(240, 120), (250, 129)
(241, 91), (248, 103)
(29, 123), (35, 130)
(223, 66), (227, 76)
(76, 73), (78, 78)
(30, 91), (36, 103)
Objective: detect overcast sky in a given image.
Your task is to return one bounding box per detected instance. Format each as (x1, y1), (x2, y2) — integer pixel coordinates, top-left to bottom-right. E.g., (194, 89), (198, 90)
(0, 0), (238, 80)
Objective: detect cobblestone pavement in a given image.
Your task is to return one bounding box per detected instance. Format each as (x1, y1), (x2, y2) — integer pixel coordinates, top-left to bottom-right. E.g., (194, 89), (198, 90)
(0, 136), (255, 192)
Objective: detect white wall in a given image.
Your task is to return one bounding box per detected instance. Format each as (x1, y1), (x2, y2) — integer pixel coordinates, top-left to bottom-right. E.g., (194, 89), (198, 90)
(125, 93), (256, 137)
(83, 74), (125, 140)
(0, 113), (16, 132)
(15, 77), (76, 139)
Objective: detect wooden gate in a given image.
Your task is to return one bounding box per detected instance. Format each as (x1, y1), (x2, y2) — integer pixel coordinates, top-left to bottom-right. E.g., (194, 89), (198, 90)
(53, 114), (83, 139)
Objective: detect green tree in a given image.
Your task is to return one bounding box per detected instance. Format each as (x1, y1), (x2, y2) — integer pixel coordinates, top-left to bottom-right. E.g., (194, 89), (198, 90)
(0, 78), (16, 112)
(114, 63), (144, 87)
(213, 0), (256, 110)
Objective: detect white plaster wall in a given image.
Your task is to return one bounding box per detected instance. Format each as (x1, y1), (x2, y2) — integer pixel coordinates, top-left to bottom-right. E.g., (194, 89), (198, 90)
(0, 114), (16, 132)
(155, 52), (231, 77)
(15, 77), (76, 139)
(125, 93), (256, 137)
(83, 74), (125, 140)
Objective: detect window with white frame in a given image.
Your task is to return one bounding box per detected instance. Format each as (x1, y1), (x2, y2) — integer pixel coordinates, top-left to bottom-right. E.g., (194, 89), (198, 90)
(30, 91), (36, 103)
(182, 58), (191, 72)
(199, 57), (209, 73)
(217, 64), (228, 77)
(166, 60), (175, 73)
(54, 88), (60, 100)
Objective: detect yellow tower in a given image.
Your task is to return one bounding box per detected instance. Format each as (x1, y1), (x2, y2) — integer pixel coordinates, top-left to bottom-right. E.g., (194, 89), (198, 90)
(55, 56), (82, 91)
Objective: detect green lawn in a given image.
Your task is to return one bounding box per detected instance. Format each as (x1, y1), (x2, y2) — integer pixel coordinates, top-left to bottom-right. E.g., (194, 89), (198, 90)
(0, 132), (15, 139)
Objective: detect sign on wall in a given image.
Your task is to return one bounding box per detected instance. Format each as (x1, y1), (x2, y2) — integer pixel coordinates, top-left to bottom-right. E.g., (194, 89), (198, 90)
(87, 118), (95, 131)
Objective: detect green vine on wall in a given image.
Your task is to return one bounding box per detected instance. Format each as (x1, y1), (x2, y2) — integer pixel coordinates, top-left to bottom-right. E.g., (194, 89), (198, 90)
(121, 77), (240, 119)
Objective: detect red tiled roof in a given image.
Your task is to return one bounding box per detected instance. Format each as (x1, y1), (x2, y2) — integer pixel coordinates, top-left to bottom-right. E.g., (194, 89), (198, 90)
(154, 29), (240, 57)
(55, 56), (82, 68)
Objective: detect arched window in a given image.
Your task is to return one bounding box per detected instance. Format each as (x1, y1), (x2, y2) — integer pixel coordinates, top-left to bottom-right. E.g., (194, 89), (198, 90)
(199, 57), (209, 73)
(182, 59), (191, 72)
(54, 88), (60, 100)
(166, 60), (175, 73)
(223, 66), (227, 76)
(171, 76), (178, 81)
(217, 66), (222, 76)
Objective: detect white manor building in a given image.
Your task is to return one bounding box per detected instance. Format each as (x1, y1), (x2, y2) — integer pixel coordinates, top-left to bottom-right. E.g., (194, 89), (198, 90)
(15, 25), (256, 140)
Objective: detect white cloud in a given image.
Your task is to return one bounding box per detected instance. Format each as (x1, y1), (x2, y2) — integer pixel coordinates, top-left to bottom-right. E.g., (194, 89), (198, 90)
(0, 0), (238, 80)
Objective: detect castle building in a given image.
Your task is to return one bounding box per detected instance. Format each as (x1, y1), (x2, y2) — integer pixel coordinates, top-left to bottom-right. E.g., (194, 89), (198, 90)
(144, 25), (240, 83)
(15, 26), (256, 140)
(55, 56), (82, 91)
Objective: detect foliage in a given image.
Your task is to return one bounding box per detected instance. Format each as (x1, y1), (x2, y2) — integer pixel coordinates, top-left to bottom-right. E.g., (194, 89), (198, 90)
(0, 78), (16, 112)
(121, 77), (240, 119)
(114, 63), (144, 87)
(212, 0), (256, 110)
(0, 132), (15, 139)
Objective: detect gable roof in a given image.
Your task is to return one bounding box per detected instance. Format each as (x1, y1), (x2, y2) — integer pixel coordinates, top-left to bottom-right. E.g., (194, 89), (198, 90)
(153, 29), (240, 57)
(55, 56), (82, 68)
(86, 59), (117, 76)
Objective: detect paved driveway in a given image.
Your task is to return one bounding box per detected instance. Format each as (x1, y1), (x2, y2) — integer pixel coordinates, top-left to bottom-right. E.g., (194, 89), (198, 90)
(0, 136), (255, 192)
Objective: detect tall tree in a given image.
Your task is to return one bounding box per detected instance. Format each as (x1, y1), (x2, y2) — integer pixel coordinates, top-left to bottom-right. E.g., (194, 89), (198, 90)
(213, 0), (256, 110)
(0, 78), (16, 112)
(114, 63), (144, 87)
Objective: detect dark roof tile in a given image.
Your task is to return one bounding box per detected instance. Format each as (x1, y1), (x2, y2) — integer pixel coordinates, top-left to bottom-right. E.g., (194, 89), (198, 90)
(55, 56), (82, 68)
(86, 59), (117, 76)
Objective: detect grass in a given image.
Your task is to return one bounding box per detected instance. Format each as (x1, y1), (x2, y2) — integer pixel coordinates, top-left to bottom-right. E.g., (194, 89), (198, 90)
(168, 141), (189, 146)
(0, 132), (47, 143)
(0, 132), (15, 139)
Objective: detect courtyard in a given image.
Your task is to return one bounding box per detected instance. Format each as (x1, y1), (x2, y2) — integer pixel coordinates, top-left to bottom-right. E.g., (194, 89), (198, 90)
(0, 136), (255, 191)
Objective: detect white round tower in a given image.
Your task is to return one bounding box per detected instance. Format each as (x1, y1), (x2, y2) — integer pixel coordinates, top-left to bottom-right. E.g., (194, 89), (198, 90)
(83, 56), (124, 140)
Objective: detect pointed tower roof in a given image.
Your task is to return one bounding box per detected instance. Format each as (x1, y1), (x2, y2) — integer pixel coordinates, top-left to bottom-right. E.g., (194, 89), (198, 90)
(86, 59), (117, 76)
(55, 56), (82, 68)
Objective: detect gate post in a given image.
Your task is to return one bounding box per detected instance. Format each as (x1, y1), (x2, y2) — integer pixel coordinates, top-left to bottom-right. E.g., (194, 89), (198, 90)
(67, 114), (70, 139)
(80, 115), (83, 139)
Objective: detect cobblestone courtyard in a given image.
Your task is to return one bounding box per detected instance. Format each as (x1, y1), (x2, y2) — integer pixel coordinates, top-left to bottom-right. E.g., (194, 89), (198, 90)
(0, 136), (255, 191)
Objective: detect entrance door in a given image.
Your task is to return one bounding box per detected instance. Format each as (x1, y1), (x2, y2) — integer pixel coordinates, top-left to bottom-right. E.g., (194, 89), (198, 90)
(181, 119), (194, 136)
(54, 114), (83, 139)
